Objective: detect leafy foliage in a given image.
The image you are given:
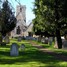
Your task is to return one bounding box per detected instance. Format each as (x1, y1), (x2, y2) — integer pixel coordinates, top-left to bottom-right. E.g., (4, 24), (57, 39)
(33, 0), (67, 48)
(33, 0), (67, 36)
(0, 0), (16, 36)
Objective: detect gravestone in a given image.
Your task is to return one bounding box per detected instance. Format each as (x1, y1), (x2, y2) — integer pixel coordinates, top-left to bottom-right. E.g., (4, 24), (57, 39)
(48, 37), (53, 45)
(45, 37), (48, 44)
(10, 43), (19, 56)
(62, 31), (67, 49)
(38, 36), (41, 42)
(41, 37), (45, 43)
(18, 36), (22, 42)
(62, 40), (67, 49)
(20, 44), (25, 51)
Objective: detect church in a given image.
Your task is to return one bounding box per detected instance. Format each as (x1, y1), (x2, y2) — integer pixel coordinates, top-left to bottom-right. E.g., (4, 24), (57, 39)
(11, 5), (33, 37)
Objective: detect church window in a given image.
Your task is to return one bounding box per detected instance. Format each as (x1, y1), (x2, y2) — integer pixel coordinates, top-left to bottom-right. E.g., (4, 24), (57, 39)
(16, 26), (21, 34)
(20, 7), (22, 12)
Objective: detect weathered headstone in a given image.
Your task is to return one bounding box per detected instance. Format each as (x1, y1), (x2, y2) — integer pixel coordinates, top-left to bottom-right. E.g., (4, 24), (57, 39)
(62, 40), (67, 49)
(45, 37), (48, 44)
(38, 36), (41, 42)
(48, 37), (53, 45)
(62, 32), (67, 49)
(41, 36), (45, 43)
(18, 36), (22, 42)
(10, 43), (19, 56)
(41, 37), (48, 44)
(20, 44), (25, 51)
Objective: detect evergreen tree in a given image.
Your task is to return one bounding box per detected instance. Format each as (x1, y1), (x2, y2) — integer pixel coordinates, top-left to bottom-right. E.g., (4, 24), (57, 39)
(33, 0), (67, 49)
(0, 0), (16, 43)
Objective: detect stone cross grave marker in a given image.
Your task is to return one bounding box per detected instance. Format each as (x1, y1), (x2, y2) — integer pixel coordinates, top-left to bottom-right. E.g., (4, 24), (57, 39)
(10, 43), (19, 56)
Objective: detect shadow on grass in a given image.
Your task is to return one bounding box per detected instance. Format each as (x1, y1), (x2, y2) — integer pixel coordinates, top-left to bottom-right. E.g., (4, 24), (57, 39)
(0, 45), (10, 48)
(0, 49), (56, 64)
(42, 45), (50, 48)
(0, 42), (67, 67)
(0, 49), (65, 67)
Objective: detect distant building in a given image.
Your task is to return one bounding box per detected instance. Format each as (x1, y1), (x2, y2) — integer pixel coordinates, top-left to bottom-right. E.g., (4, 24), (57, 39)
(24, 22), (33, 36)
(11, 5), (27, 37)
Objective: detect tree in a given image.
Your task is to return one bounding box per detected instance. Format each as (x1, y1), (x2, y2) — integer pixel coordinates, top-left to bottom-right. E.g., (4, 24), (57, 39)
(0, 0), (16, 44)
(33, 0), (55, 37)
(33, 0), (67, 49)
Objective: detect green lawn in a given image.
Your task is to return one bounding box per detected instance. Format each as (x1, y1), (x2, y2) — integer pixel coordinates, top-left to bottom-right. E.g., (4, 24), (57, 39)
(0, 39), (67, 67)
(31, 40), (67, 57)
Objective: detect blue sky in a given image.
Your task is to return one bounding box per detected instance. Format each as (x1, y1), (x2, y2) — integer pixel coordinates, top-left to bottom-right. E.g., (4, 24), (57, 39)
(9, 0), (35, 25)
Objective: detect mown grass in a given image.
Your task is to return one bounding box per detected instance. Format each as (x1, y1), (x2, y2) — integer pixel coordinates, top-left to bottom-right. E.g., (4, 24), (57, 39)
(0, 39), (67, 67)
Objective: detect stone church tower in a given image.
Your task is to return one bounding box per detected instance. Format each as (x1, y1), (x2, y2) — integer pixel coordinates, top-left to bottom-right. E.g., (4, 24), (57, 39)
(11, 5), (26, 37)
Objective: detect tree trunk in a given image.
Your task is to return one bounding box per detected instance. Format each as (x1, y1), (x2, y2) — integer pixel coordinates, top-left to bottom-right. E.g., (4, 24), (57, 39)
(54, 0), (62, 49)
(0, 32), (6, 46)
(56, 29), (62, 49)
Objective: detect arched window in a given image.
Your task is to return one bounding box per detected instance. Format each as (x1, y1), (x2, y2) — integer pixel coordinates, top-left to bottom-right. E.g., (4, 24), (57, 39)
(16, 26), (21, 34)
(20, 7), (22, 12)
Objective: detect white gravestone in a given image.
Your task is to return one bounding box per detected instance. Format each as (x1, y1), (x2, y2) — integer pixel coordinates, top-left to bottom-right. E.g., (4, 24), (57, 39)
(10, 43), (19, 56)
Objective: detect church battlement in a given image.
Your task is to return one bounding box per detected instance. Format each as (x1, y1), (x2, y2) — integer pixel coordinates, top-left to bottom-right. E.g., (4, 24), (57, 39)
(16, 5), (26, 24)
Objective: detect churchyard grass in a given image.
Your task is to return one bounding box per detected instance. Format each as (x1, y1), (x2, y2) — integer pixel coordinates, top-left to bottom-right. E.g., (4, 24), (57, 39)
(0, 39), (67, 67)
(32, 40), (67, 56)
